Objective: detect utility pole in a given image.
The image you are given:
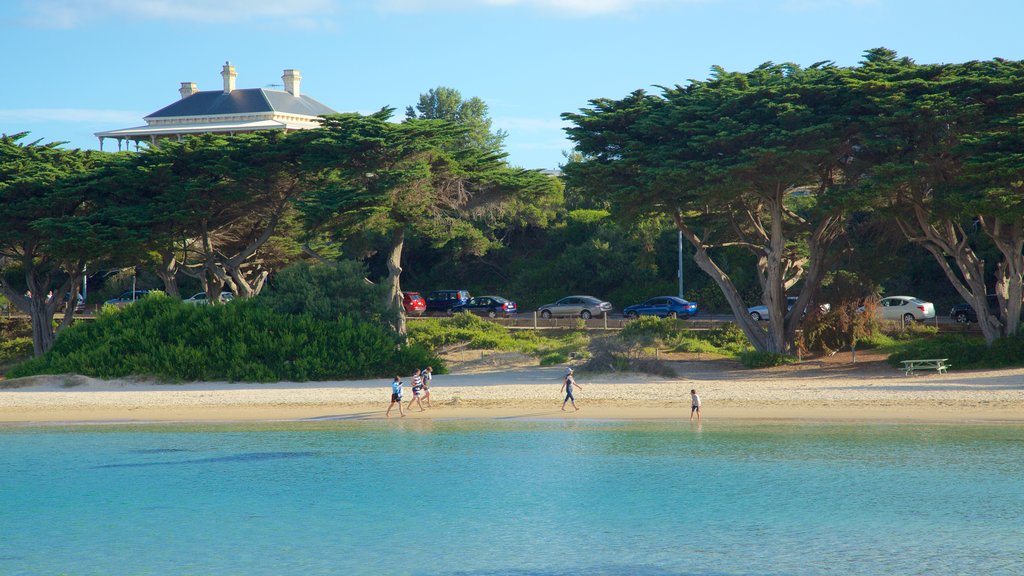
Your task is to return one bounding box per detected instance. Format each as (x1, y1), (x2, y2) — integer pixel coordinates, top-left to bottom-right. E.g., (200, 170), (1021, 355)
(678, 230), (684, 298)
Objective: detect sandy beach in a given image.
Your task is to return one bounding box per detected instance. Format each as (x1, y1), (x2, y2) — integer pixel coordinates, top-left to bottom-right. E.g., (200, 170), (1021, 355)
(3, 355), (1024, 425)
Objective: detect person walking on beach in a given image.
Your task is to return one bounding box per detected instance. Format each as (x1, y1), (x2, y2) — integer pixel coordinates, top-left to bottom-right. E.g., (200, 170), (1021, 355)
(406, 369), (426, 412)
(690, 389), (701, 422)
(386, 376), (405, 418)
(421, 366), (433, 408)
(561, 368), (582, 411)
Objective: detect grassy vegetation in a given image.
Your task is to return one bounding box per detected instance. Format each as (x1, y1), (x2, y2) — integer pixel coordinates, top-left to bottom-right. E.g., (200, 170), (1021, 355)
(8, 294), (440, 382)
(407, 313), (589, 365)
(738, 351), (797, 369)
(619, 316), (751, 357)
(884, 332), (1024, 371)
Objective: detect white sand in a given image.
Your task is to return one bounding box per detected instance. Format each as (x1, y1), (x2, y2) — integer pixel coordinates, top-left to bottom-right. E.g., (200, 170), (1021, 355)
(2, 360), (1023, 424)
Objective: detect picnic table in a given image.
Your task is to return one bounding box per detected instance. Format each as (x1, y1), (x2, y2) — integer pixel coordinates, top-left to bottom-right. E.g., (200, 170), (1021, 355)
(900, 358), (950, 376)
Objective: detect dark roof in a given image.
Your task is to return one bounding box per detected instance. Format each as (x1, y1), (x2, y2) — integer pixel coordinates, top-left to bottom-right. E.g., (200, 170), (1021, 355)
(146, 88), (336, 119)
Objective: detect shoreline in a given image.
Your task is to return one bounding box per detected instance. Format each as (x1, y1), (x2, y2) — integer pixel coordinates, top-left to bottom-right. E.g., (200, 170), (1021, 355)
(2, 362), (1023, 426)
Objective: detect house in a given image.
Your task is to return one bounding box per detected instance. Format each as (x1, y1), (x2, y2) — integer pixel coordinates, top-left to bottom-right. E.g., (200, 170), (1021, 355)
(96, 62), (337, 150)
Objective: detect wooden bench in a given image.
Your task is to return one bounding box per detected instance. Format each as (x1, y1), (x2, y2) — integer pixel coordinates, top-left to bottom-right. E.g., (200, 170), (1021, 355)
(900, 358), (950, 376)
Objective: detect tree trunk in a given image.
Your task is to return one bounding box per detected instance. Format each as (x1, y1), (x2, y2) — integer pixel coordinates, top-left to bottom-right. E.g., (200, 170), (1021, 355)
(761, 198), (788, 354)
(385, 227), (407, 336)
(984, 217), (1024, 338)
(678, 222), (770, 352)
(900, 208), (1012, 345)
(155, 250), (180, 299)
(784, 215), (843, 349)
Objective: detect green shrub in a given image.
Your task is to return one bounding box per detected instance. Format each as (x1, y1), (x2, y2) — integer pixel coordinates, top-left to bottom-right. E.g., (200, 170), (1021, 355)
(621, 316), (690, 346)
(9, 293), (441, 382)
(256, 261), (397, 326)
(672, 337), (722, 355)
(739, 351), (797, 369)
(408, 313), (589, 361)
(886, 333), (1024, 370)
(704, 323), (750, 355)
(539, 352), (569, 365)
(0, 337), (32, 364)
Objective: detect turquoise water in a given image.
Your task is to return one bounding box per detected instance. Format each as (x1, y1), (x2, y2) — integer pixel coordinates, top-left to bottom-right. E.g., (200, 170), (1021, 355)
(2, 421), (1023, 575)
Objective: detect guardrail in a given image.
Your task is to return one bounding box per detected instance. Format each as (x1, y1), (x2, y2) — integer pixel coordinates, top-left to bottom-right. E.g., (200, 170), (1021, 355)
(408, 312), (984, 333)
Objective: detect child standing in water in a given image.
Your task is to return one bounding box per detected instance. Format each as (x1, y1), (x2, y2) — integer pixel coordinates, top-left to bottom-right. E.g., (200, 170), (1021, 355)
(561, 368), (582, 411)
(690, 389), (701, 422)
(386, 376), (404, 418)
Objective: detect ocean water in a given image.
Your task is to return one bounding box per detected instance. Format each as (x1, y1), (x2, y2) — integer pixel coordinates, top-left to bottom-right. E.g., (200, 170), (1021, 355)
(1, 420), (1023, 576)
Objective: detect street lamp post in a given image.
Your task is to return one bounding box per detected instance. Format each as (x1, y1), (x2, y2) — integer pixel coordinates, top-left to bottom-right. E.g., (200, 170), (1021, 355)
(677, 230), (684, 299)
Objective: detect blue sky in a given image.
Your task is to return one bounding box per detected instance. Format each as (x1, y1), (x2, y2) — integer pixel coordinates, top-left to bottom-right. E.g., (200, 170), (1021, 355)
(1, 0), (1021, 170)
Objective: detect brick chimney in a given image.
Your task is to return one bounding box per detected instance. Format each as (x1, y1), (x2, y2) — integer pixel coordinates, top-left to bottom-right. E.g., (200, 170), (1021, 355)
(179, 82), (198, 99)
(283, 69), (301, 98)
(221, 61), (236, 94)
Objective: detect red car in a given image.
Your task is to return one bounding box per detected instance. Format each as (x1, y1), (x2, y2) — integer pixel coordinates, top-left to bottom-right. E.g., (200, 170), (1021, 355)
(402, 292), (427, 316)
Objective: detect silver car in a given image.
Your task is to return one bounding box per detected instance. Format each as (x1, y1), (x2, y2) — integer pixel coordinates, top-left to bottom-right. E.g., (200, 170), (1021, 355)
(183, 291), (235, 305)
(538, 295), (613, 319)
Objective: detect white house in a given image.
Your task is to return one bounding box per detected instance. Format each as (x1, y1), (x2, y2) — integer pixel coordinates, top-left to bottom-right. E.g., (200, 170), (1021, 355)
(96, 62), (337, 150)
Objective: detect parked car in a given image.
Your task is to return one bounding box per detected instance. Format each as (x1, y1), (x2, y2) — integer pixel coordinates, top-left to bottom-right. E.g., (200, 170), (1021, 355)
(623, 296), (698, 319)
(183, 291), (234, 305)
(425, 290), (472, 314)
(537, 295), (612, 319)
(947, 294), (1024, 323)
(402, 292), (427, 317)
(451, 295), (518, 318)
(877, 295), (935, 322)
(748, 296), (830, 321)
(104, 290), (151, 307)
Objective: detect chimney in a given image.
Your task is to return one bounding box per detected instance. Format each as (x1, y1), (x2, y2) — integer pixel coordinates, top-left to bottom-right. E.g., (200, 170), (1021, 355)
(221, 61), (236, 94)
(179, 82), (198, 99)
(282, 69), (301, 98)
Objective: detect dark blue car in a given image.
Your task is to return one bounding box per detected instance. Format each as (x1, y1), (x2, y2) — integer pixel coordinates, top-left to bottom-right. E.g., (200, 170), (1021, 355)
(425, 289), (472, 314)
(451, 296), (518, 318)
(623, 296), (698, 319)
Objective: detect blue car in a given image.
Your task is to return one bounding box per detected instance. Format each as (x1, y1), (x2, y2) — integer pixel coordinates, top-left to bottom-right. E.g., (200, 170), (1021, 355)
(623, 296), (698, 319)
(451, 296), (518, 318)
(425, 289), (472, 314)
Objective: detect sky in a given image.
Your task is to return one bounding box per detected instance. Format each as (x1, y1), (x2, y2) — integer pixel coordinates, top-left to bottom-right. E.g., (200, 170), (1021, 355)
(1, 0), (1022, 170)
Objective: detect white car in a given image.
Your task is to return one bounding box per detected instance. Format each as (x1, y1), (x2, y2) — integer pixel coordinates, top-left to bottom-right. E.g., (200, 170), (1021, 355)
(877, 296), (935, 322)
(748, 296), (829, 321)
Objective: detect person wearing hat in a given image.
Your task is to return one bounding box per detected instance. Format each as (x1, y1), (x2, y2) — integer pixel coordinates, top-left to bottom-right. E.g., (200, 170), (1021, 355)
(560, 367), (582, 411)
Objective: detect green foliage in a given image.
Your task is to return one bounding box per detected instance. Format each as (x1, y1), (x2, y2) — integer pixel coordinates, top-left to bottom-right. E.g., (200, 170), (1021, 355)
(882, 330), (1024, 371)
(0, 337), (32, 364)
(539, 352), (569, 366)
(739, 350), (790, 368)
(739, 351), (797, 369)
(620, 316), (691, 347)
(405, 86), (507, 152)
(407, 313), (589, 360)
(9, 294), (441, 382)
(703, 323), (751, 355)
(256, 261), (396, 325)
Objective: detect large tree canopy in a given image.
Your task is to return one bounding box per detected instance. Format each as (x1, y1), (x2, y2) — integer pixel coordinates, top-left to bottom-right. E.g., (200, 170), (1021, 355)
(564, 62), (861, 353)
(851, 49), (1024, 344)
(0, 133), (109, 355)
(95, 132), (308, 301)
(298, 109), (559, 334)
